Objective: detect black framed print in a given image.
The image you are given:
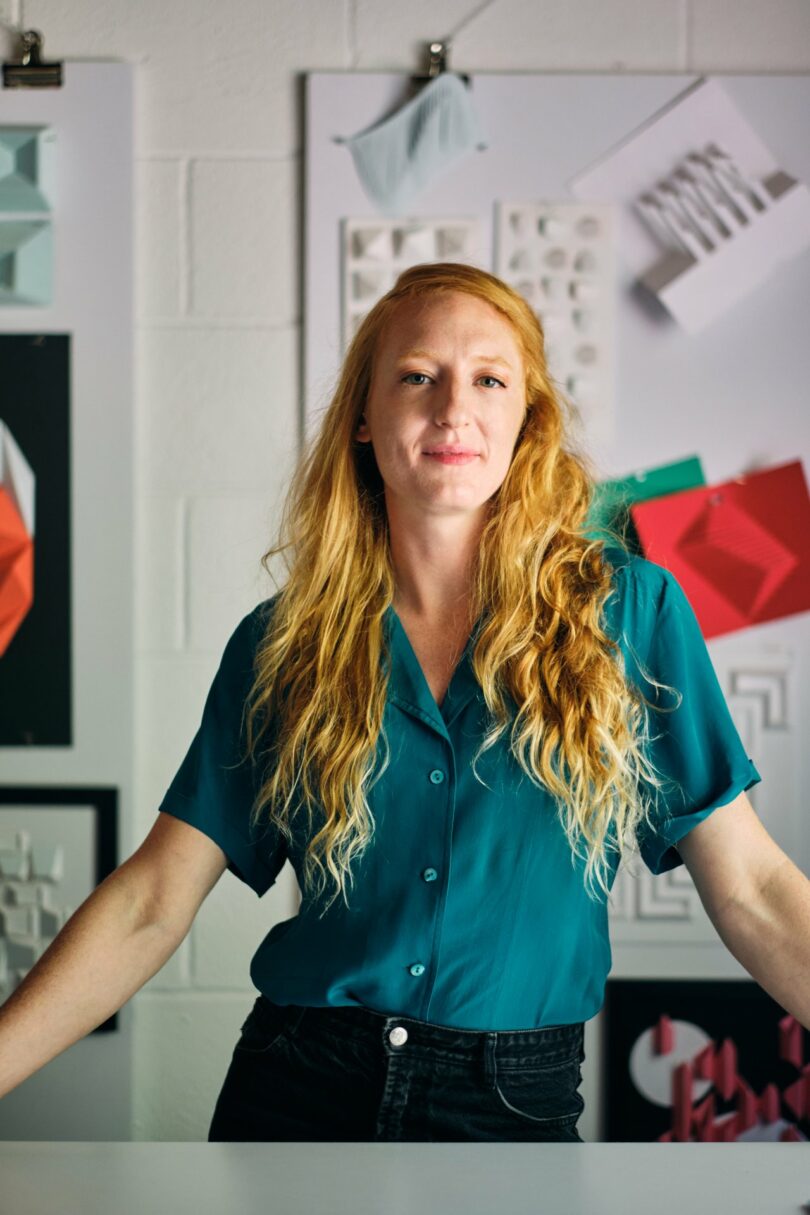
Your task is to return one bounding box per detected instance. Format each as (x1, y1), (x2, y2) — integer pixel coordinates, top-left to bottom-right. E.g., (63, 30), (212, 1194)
(0, 334), (72, 746)
(0, 786), (118, 1031)
(603, 977), (808, 1143)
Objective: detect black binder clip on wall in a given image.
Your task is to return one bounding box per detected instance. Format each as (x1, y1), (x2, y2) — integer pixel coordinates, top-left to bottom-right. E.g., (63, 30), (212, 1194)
(3, 29), (63, 88)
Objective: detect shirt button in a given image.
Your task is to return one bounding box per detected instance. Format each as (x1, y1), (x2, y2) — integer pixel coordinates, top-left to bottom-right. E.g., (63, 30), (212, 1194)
(409, 962), (426, 977)
(422, 867), (437, 882)
(389, 1026), (408, 1047)
(429, 769), (445, 785)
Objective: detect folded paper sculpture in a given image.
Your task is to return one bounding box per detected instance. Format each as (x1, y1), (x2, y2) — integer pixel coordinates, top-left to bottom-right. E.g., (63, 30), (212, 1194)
(570, 78), (810, 333)
(0, 419), (35, 656)
(0, 125), (56, 213)
(630, 459), (810, 638)
(334, 73), (487, 213)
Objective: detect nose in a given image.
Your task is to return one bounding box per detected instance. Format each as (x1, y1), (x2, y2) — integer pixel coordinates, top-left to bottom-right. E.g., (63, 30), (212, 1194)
(432, 376), (471, 428)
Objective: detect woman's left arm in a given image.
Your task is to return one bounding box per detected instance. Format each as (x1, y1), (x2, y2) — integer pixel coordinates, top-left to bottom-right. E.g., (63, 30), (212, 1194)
(678, 791), (810, 1031)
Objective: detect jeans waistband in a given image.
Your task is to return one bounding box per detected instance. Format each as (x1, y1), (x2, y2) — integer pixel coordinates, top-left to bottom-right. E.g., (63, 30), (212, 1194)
(259, 995), (584, 1067)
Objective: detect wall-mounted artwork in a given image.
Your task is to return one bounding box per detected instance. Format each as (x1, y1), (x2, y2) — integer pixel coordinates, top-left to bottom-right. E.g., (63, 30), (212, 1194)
(0, 125), (56, 307)
(0, 417), (35, 653)
(570, 78), (810, 334)
(0, 786), (118, 1032)
(494, 200), (616, 428)
(586, 454), (706, 549)
(340, 216), (482, 350)
(631, 458), (810, 638)
(603, 977), (809, 1142)
(0, 335), (71, 745)
(0, 126), (56, 212)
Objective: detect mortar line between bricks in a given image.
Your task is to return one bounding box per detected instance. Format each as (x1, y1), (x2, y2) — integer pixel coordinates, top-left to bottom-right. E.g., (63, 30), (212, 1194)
(137, 318), (300, 330)
(682, 0), (692, 71)
(180, 496), (190, 651)
(141, 150), (300, 161)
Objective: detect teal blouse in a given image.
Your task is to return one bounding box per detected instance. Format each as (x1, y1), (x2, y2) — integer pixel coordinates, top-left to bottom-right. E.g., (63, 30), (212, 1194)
(159, 552), (761, 1031)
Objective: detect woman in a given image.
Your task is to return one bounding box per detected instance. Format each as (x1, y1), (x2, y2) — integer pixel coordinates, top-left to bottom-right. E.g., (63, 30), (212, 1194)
(158, 262), (762, 1142)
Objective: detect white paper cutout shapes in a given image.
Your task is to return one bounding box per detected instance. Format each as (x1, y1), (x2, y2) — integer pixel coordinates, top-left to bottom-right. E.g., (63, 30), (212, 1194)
(495, 201), (616, 444)
(341, 216), (483, 350)
(335, 75), (487, 214)
(634, 144), (810, 334)
(570, 78), (810, 334)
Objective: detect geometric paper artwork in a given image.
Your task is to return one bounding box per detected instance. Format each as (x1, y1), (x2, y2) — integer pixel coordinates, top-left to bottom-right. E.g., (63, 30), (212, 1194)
(630, 459), (810, 638)
(604, 978), (809, 1143)
(0, 220), (53, 305)
(495, 201), (616, 440)
(0, 126), (55, 213)
(0, 125), (55, 307)
(0, 420), (35, 657)
(341, 216), (482, 352)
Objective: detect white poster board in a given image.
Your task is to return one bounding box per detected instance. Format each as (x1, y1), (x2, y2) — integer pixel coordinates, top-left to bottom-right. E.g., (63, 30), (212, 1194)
(0, 62), (134, 1142)
(305, 70), (810, 982)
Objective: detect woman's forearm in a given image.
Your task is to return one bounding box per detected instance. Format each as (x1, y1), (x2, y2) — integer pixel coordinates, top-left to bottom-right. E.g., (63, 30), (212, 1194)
(0, 861), (188, 1099)
(716, 854), (810, 1031)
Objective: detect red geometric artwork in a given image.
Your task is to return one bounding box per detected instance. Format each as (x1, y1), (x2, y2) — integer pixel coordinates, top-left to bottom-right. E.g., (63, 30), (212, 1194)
(629, 459), (810, 638)
(652, 1011), (809, 1143)
(0, 419), (35, 657)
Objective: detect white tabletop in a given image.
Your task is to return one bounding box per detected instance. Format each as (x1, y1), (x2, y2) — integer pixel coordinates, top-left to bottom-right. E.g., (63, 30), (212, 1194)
(1, 1142), (809, 1214)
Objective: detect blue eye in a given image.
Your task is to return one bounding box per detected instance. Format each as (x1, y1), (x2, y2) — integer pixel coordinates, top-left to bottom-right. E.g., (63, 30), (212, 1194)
(400, 372), (506, 388)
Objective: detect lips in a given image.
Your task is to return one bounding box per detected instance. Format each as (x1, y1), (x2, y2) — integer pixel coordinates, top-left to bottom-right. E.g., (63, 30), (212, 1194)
(423, 447), (478, 456)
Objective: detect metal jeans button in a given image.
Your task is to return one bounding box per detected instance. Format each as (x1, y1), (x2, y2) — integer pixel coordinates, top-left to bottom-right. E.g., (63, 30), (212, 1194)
(388, 1025), (408, 1047)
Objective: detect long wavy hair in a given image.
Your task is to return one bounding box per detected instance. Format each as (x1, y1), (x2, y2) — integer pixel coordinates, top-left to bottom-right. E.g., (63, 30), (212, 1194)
(242, 262), (677, 914)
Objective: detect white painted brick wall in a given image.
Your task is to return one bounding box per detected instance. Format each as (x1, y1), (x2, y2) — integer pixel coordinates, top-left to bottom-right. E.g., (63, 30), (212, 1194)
(5, 0), (807, 1145)
(189, 158), (298, 319)
(135, 159), (183, 319)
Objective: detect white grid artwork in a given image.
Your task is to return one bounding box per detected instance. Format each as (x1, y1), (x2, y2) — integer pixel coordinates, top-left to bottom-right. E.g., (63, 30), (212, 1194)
(495, 201), (616, 440)
(340, 217), (483, 353)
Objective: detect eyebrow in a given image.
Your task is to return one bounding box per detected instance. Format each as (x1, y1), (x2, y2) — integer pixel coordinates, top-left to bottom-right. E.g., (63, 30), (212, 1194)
(394, 349), (515, 372)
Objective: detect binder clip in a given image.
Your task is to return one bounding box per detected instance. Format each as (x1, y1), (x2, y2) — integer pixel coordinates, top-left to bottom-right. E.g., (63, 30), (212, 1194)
(3, 29), (63, 89)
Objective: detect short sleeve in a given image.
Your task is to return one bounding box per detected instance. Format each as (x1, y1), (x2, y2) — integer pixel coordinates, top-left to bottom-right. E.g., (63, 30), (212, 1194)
(616, 561), (762, 876)
(158, 598), (286, 897)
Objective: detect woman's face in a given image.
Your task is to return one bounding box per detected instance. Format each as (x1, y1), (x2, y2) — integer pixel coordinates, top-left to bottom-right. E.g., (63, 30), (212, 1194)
(357, 291), (527, 522)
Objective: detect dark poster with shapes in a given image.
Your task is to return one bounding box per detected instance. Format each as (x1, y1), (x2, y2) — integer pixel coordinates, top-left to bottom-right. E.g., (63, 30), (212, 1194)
(0, 334), (71, 744)
(603, 978), (809, 1142)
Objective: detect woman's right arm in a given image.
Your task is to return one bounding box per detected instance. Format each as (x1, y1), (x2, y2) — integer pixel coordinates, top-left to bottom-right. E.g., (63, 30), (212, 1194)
(0, 813), (228, 1100)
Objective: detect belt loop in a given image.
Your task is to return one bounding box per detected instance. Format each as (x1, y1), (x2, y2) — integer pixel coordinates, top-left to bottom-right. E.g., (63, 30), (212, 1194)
(483, 1032), (498, 1090)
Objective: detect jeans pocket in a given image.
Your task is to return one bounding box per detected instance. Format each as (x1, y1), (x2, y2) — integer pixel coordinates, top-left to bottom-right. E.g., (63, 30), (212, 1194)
(493, 1054), (585, 1128)
(233, 998), (289, 1057)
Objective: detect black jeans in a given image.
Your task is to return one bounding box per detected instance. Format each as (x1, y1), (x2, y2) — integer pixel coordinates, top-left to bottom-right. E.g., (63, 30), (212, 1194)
(208, 995), (586, 1142)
